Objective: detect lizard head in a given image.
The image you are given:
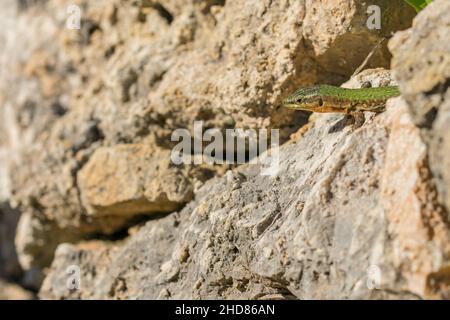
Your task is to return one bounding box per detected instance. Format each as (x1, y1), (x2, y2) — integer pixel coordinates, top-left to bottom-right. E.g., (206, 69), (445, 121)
(282, 86), (324, 111)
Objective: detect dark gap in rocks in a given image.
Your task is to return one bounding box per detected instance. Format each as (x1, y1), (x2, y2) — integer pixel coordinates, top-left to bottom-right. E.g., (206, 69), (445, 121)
(29, 196), (44, 211)
(415, 79), (450, 129)
(104, 45), (116, 59)
(70, 119), (106, 224)
(121, 69), (139, 103)
(92, 225), (130, 242)
(140, 2), (174, 25)
(90, 212), (172, 242)
(426, 78), (450, 98)
(201, 0), (226, 14)
(50, 100), (67, 117)
(70, 119), (104, 154)
(17, 99), (37, 128)
(0, 204), (38, 296)
(149, 69), (168, 87)
(419, 107), (438, 130)
(153, 3), (174, 24)
(80, 19), (101, 45)
(0, 204), (24, 282)
(173, 134), (280, 165)
(110, 5), (118, 25)
(403, 80), (449, 131)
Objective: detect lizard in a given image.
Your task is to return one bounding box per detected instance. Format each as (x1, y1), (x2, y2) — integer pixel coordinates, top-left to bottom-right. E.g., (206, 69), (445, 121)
(281, 0), (432, 128)
(282, 84), (401, 128)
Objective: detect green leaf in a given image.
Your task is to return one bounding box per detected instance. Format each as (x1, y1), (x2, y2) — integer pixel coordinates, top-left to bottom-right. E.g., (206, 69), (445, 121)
(404, 0), (434, 12)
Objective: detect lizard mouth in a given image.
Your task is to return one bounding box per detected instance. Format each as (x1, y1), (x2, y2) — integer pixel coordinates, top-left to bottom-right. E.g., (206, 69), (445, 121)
(282, 103), (309, 110)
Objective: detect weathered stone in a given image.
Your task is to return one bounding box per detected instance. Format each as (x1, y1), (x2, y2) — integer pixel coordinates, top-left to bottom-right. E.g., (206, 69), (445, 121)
(4, 0), (447, 300)
(40, 213), (185, 299)
(379, 99), (450, 298)
(41, 70), (450, 299)
(4, 0), (414, 273)
(389, 0), (450, 219)
(303, 0), (415, 77)
(0, 279), (34, 300)
(78, 140), (193, 216)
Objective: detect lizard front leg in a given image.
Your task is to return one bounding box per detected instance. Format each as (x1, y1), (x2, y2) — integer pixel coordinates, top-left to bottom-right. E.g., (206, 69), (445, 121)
(344, 103), (365, 129)
(350, 111), (365, 128)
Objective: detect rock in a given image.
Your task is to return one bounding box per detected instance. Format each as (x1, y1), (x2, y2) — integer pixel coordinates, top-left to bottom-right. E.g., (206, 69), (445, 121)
(78, 139), (194, 216)
(4, 0), (446, 300)
(303, 0), (415, 77)
(40, 213), (185, 299)
(0, 279), (34, 300)
(41, 70), (450, 299)
(5, 0), (414, 272)
(389, 0), (450, 219)
(380, 99), (450, 298)
(15, 211), (82, 272)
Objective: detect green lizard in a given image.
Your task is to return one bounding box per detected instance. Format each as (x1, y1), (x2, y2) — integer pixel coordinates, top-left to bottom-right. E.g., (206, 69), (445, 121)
(282, 0), (432, 128)
(282, 84), (401, 128)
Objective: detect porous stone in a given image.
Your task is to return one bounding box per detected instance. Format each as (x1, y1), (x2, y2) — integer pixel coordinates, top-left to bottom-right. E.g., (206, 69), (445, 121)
(389, 0), (450, 219)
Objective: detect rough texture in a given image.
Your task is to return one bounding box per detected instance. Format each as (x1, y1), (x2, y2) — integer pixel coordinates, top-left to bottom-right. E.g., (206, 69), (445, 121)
(4, 0), (450, 300)
(40, 68), (450, 299)
(0, 279), (34, 300)
(78, 139), (194, 217)
(389, 0), (450, 220)
(1, 0), (415, 277)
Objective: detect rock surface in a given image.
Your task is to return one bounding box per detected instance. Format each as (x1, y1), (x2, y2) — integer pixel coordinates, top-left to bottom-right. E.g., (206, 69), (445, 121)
(0, 279), (34, 300)
(78, 139), (194, 217)
(2, 0), (415, 274)
(40, 68), (450, 299)
(389, 0), (450, 220)
(3, 0), (450, 300)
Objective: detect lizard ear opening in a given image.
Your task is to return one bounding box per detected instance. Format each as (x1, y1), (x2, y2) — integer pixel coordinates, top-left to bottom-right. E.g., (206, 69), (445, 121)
(318, 98), (324, 106)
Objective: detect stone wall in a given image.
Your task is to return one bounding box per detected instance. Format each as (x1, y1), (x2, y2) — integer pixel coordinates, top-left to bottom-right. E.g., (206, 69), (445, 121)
(2, 0), (450, 299)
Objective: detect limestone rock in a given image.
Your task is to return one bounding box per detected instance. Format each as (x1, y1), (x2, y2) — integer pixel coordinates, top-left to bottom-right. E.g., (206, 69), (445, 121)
(0, 279), (34, 300)
(41, 70), (450, 299)
(389, 0), (450, 219)
(4, 0), (411, 273)
(303, 0), (415, 76)
(3, 0), (446, 300)
(78, 140), (194, 216)
(40, 214), (185, 299)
